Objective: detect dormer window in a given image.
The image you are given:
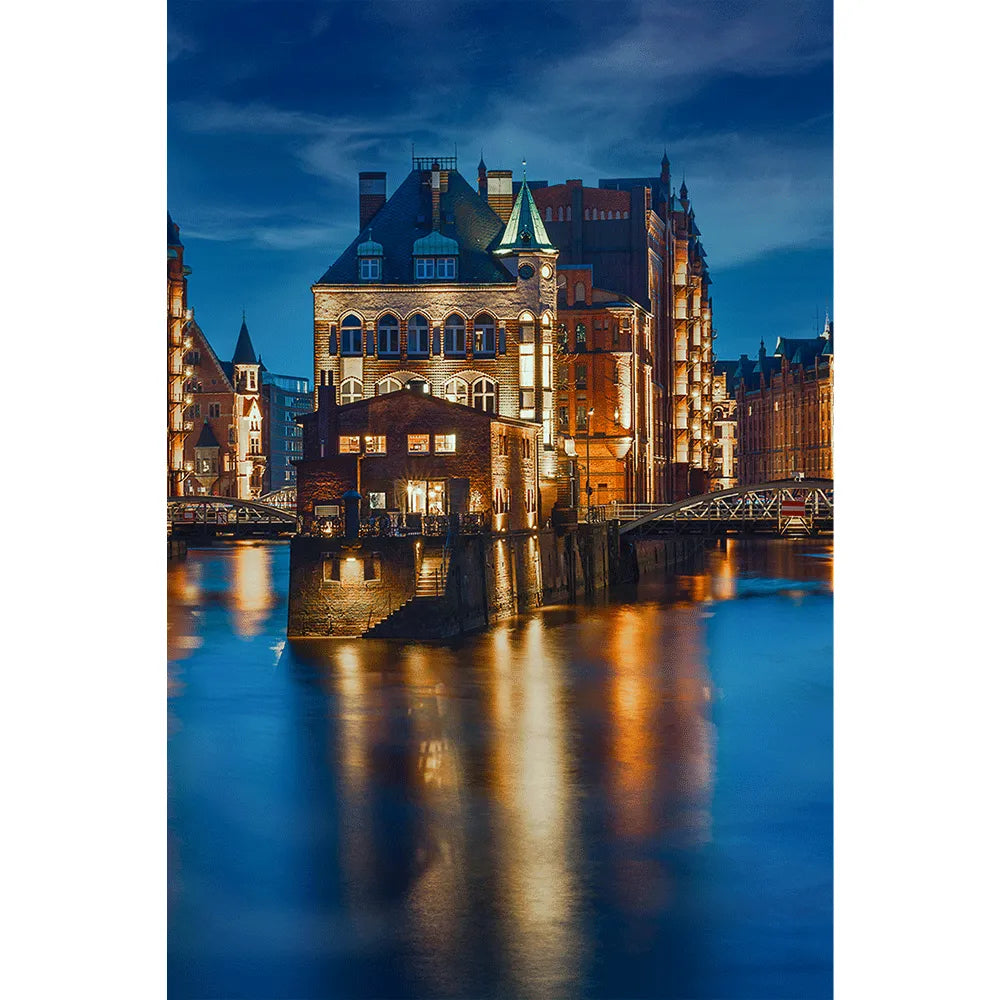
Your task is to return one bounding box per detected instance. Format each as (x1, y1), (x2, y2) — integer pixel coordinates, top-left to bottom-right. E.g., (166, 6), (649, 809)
(415, 258), (435, 280)
(436, 257), (456, 279)
(412, 231), (459, 281)
(359, 257), (381, 280)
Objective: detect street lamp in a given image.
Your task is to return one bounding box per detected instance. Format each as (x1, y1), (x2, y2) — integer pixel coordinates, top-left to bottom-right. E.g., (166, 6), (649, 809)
(585, 406), (594, 520)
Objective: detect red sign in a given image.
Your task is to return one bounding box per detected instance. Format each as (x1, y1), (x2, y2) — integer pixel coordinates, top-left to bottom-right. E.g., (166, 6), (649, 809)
(781, 500), (807, 517)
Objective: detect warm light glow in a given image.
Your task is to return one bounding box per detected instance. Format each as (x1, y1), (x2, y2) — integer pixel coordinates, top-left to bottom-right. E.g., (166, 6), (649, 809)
(540, 263), (553, 279)
(519, 310), (534, 322)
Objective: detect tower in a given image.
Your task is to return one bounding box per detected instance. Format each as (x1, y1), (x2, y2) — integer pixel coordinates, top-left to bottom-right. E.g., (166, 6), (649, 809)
(167, 214), (191, 495)
(232, 316), (266, 498)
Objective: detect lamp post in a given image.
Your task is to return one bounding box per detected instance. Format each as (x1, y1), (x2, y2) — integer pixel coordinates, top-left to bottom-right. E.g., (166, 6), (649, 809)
(585, 406), (594, 520)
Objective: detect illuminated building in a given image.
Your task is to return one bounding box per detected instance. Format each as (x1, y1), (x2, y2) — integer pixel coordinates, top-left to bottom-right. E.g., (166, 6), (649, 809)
(296, 387), (541, 533)
(311, 155), (561, 519)
(735, 319), (833, 484)
(179, 313), (267, 498)
(554, 265), (655, 505)
(533, 155), (715, 500)
(709, 362), (739, 490)
(167, 214), (190, 495)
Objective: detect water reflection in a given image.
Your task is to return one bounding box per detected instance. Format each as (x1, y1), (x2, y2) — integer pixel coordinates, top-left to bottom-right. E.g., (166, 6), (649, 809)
(170, 538), (833, 999)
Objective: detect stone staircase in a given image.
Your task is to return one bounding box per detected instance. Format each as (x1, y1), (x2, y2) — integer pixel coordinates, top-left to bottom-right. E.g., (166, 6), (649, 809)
(415, 551), (446, 597)
(362, 548), (451, 638)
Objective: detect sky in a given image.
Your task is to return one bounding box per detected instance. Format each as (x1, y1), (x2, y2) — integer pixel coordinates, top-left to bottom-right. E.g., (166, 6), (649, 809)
(168, 0), (832, 379)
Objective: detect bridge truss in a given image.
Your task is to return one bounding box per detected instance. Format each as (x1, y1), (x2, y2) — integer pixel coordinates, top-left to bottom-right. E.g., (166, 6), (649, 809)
(614, 479), (833, 535)
(167, 496), (298, 538)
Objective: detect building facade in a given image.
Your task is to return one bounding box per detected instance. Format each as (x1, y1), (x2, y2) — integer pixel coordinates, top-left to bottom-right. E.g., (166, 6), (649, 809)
(311, 155), (563, 519)
(296, 388), (540, 535)
(167, 214), (191, 495)
(554, 265), (655, 506)
(710, 362), (739, 491)
(261, 370), (310, 492)
(532, 156), (715, 500)
(734, 322), (833, 485)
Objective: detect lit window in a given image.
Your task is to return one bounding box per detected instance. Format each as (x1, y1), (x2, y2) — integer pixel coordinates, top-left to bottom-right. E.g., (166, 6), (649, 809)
(359, 257), (381, 280)
(408, 434), (430, 453)
(376, 376), (402, 395)
(575, 322), (587, 350)
(369, 492), (386, 509)
(436, 257), (456, 279)
(365, 435), (386, 453)
(340, 379), (363, 404)
(558, 206), (564, 221)
(339, 435), (361, 453)
(340, 315), (363, 355)
(471, 378), (497, 413)
(377, 315), (400, 355)
(434, 433), (456, 453)
(407, 314), (429, 356)
(444, 378), (469, 405)
(473, 314), (495, 355)
(542, 344), (552, 388)
(544, 206), (552, 221)
(520, 388), (535, 418)
(444, 314), (466, 355)
(576, 363), (587, 388)
(519, 344), (534, 387)
(415, 258), (435, 280)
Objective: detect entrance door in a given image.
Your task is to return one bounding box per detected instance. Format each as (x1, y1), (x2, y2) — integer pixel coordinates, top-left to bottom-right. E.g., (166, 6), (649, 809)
(407, 481), (427, 514)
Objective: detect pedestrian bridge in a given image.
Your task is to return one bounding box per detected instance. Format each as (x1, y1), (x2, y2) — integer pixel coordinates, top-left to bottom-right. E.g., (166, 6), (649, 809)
(610, 479), (834, 535)
(167, 496), (298, 538)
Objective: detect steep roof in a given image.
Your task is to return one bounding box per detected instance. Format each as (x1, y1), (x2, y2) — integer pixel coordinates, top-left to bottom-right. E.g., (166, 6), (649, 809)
(775, 336), (826, 367)
(232, 318), (258, 365)
(195, 420), (220, 448)
(168, 213), (182, 248)
(495, 178), (556, 253)
(317, 169), (513, 285)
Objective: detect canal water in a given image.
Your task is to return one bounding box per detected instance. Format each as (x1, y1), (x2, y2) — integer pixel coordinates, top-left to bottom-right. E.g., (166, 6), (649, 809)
(168, 537), (832, 999)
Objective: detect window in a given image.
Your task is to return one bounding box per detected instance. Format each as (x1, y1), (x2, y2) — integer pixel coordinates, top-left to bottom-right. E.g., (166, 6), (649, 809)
(415, 258), (435, 280)
(377, 315), (400, 355)
(471, 378), (497, 413)
(584, 209), (590, 220)
(519, 344), (534, 386)
(558, 206), (564, 221)
(559, 406), (569, 430)
(339, 435), (361, 453)
(575, 364), (587, 389)
(408, 434), (430, 454)
(576, 406), (588, 430)
(574, 282), (585, 304)
(436, 257), (456, 279)
(519, 320), (534, 344)
(434, 433), (456, 453)
(340, 379), (363, 404)
(407, 314), (429, 356)
(444, 377), (468, 406)
(473, 314), (495, 355)
(185, 349), (200, 364)
(208, 403), (221, 418)
(369, 492), (386, 509)
(376, 376), (402, 396)
(365, 434), (386, 453)
(520, 388), (535, 416)
(229, 427), (236, 444)
(340, 315), (363, 355)
(359, 257), (381, 280)
(190, 403), (201, 419)
(542, 344), (552, 388)
(575, 322), (587, 351)
(444, 314), (466, 355)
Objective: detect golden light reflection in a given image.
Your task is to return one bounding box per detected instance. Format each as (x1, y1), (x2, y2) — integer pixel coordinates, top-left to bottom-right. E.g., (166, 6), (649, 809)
(229, 543), (275, 638)
(167, 557), (204, 670)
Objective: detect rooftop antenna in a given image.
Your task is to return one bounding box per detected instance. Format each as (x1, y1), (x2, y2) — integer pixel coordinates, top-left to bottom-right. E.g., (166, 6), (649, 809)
(522, 158), (527, 182)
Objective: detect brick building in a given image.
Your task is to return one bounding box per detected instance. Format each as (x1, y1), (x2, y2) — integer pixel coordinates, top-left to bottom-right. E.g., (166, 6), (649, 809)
(532, 155), (715, 500)
(167, 214), (190, 494)
(734, 320), (833, 484)
(180, 315), (267, 498)
(554, 265), (655, 506)
(312, 155), (562, 518)
(296, 387), (540, 534)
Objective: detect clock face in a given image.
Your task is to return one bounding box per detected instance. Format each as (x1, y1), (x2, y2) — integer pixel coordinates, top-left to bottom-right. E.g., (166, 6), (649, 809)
(540, 263), (553, 279)
(518, 263), (536, 280)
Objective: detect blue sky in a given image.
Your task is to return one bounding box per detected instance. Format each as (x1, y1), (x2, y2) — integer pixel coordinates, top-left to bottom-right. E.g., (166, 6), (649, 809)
(168, 0), (832, 378)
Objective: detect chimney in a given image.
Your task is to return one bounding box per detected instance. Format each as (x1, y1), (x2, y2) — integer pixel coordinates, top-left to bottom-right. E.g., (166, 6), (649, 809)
(359, 172), (386, 232)
(566, 179), (583, 188)
(431, 160), (441, 231)
(487, 170), (513, 222)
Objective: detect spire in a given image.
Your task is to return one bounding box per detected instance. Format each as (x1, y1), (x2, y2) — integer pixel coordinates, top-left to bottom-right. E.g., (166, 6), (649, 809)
(680, 177), (688, 201)
(660, 149), (670, 186)
(195, 419), (220, 449)
(477, 150), (488, 197)
(232, 316), (258, 366)
(478, 148), (486, 170)
(495, 176), (556, 254)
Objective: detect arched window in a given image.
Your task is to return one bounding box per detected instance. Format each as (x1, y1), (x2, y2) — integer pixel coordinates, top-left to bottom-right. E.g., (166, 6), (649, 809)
(407, 313), (429, 356)
(615, 211), (621, 219)
(473, 314), (495, 355)
(623, 211), (628, 220)
(340, 314), (362, 355)
(376, 376), (402, 396)
(714, 408), (724, 421)
(340, 378), (363, 404)
(471, 377), (497, 413)
(444, 377), (469, 406)
(444, 314), (466, 355)
(544, 206), (552, 221)
(574, 282), (586, 304)
(558, 206), (564, 221)
(599, 210), (605, 220)
(377, 315), (399, 355)
(566, 206), (572, 221)
(584, 209), (590, 220)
